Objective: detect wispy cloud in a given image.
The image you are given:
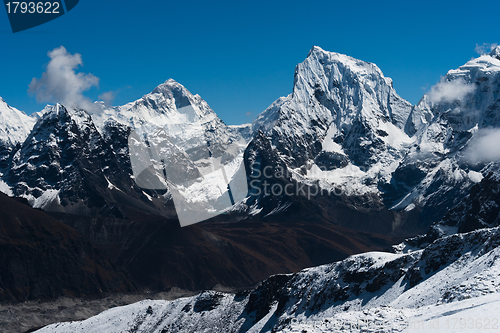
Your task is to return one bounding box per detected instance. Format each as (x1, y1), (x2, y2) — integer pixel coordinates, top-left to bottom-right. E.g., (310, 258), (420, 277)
(465, 128), (500, 164)
(427, 78), (475, 104)
(28, 46), (100, 112)
(475, 43), (498, 55)
(98, 90), (118, 106)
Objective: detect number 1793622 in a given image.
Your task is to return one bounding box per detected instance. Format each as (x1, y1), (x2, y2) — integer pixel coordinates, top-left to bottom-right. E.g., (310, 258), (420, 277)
(5, 2), (60, 14)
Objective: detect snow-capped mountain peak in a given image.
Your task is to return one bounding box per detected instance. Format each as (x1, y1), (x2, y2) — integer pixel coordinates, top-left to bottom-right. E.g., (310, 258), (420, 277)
(31, 104), (55, 121)
(89, 79), (245, 154)
(113, 78), (214, 129)
(296, 45), (412, 129)
(0, 97), (37, 146)
(250, 46), (414, 206)
(489, 45), (500, 60)
(247, 46), (500, 232)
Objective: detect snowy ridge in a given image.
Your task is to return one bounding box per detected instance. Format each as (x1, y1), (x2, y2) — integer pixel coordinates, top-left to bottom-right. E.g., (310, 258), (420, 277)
(0, 97), (36, 146)
(35, 225), (500, 332)
(91, 79), (248, 153)
(251, 46), (413, 177)
(388, 47), (500, 220)
(246, 46), (500, 228)
(248, 45), (417, 207)
(1, 80), (249, 216)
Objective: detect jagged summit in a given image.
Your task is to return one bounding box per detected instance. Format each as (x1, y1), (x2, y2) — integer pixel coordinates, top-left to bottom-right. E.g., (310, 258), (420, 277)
(253, 46), (413, 172)
(489, 45), (500, 60)
(88, 78), (219, 132)
(149, 78), (199, 111)
(151, 78), (183, 92)
(0, 96), (36, 146)
(31, 104), (97, 135)
(304, 45), (389, 81)
(307, 45), (326, 56)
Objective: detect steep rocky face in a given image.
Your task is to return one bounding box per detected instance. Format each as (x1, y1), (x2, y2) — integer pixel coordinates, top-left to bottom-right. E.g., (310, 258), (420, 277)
(447, 170), (500, 233)
(253, 46), (413, 170)
(245, 46), (500, 233)
(387, 46), (500, 223)
(0, 192), (134, 302)
(4, 104), (163, 218)
(402, 166), (500, 249)
(243, 130), (416, 236)
(0, 97), (36, 173)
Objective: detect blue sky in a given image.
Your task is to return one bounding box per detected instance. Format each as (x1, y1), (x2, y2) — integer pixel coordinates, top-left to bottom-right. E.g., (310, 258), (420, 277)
(0, 0), (499, 125)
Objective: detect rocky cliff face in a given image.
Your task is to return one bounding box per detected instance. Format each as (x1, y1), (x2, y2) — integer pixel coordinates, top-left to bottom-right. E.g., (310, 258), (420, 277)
(245, 46), (500, 234)
(0, 97), (36, 173)
(253, 46), (413, 170)
(400, 165), (500, 250)
(3, 104), (167, 218)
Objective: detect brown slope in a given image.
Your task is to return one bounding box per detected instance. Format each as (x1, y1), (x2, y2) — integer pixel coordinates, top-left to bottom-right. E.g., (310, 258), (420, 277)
(51, 211), (399, 292)
(0, 193), (135, 302)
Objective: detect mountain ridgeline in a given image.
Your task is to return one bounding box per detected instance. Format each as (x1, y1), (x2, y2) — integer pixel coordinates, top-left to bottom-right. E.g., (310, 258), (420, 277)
(0, 46), (500, 302)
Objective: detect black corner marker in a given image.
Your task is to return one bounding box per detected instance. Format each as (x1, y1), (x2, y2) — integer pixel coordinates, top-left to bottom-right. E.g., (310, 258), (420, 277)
(4, 0), (79, 33)
(64, 0), (78, 12)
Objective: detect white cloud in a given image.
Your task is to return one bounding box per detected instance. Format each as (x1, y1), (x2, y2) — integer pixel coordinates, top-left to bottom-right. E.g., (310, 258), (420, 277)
(427, 78), (475, 105)
(28, 46), (100, 112)
(475, 43), (498, 55)
(98, 90), (117, 106)
(465, 128), (500, 164)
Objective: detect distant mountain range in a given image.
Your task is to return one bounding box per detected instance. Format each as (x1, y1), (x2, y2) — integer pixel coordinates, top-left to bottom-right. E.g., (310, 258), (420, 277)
(2, 46), (499, 233)
(1, 46), (500, 332)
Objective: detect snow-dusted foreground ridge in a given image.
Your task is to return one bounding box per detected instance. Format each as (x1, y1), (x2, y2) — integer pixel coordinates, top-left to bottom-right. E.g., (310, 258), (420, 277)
(35, 223), (500, 332)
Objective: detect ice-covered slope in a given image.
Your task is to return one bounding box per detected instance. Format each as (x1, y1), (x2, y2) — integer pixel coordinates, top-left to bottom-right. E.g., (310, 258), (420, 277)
(245, 46), (500, 231)
(386, 46), (500, 222)
(0, 97), (37, 180)
(92, 79), (247, 152)
(252, 46), (413, 174)
(3, 104), (164, 216)
(34, 224), (500, 333)
(0, 97), (36, 146)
